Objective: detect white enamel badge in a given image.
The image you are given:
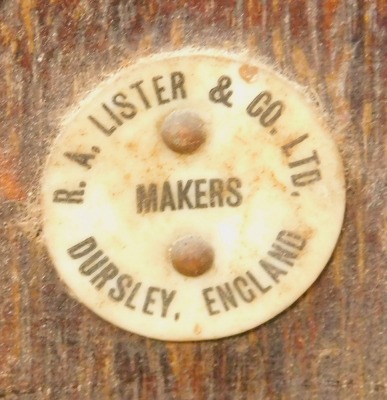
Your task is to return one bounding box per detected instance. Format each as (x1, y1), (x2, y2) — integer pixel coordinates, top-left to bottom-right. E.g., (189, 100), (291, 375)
(42, 51), (345, 341)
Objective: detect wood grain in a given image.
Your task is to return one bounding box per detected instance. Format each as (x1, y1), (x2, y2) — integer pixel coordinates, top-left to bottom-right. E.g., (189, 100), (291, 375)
(0, 0), (386, 399)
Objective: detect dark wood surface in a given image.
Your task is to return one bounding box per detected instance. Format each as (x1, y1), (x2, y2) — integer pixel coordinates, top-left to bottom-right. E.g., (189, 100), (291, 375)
(0, 1), (385, 398)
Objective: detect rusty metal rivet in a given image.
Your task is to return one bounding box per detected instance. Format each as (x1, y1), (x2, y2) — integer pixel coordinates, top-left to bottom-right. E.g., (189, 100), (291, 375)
(161, 110), (206, 154)
(170, 236), (214, 277)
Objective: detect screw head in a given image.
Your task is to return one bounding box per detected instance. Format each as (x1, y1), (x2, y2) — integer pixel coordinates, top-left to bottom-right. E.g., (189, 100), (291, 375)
(161, 110), (206, 154)
(170, 235), (214, 277)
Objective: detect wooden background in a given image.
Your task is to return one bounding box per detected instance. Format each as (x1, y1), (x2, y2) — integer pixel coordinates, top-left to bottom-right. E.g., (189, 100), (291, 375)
(0, 0), (385, 399)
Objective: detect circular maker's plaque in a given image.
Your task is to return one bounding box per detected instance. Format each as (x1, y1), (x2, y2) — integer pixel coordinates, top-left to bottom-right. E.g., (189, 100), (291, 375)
(42, 51), (345, 341)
